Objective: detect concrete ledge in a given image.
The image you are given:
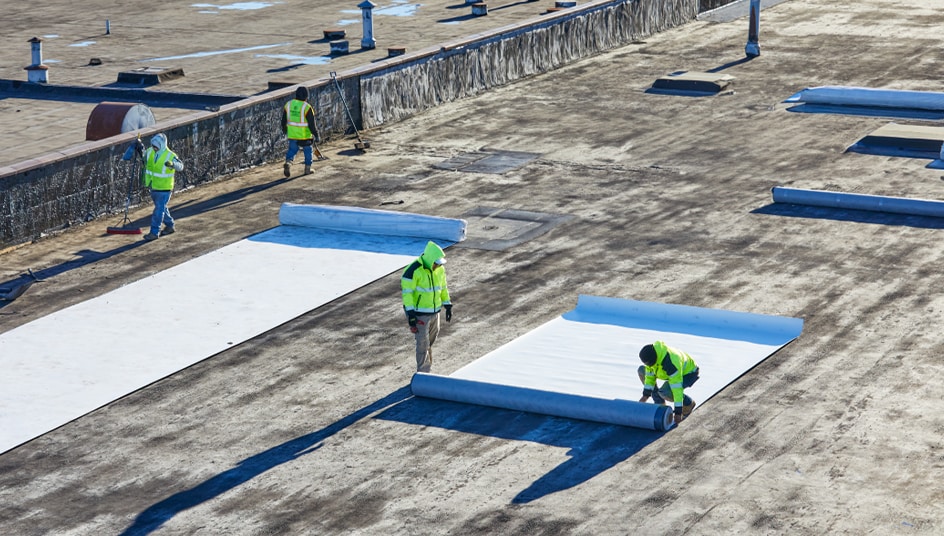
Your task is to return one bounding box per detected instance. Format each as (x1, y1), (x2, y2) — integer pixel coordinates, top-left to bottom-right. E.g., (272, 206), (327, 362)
(330, 40), (350, 55)
(848, 123), (944, 158)
(116, 67), (185, 86)
(650, 71), (734, 94)
(0, 79), (241, 110)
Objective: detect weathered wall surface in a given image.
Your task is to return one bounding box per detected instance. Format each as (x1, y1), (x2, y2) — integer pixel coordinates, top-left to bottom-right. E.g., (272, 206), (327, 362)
(0, 0), (734, 249)
(360, 0), (697, 127)
(700, 0), (739, 11)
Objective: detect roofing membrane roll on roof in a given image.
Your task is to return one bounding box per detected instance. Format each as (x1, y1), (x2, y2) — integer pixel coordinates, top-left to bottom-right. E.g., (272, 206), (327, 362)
(279, 203), (467, 242)
(411, 373), (675, 431)
(0, 204), (466, 454)
(771, 186), (944, 217)
(411, 295), (803, 431)
(786, 86), (944, 111)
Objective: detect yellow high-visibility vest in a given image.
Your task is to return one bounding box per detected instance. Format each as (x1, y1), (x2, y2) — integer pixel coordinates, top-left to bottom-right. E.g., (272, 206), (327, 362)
(284, 99), (313, 140)
(144, 148), (177, 190)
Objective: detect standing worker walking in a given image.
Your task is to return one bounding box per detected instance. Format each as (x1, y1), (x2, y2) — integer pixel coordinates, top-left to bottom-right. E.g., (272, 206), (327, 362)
(638, 341), (700, 424)
(282, 85), (320, 177)
(138, 133), (184, 241)
(402, 241), (453, 373)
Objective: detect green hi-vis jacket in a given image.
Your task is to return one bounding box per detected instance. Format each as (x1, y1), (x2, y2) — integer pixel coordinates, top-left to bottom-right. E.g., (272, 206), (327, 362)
(144, 148), (178, 191)
(642, 340), (698, 408)
(284, 99), (313, 140)
(401, 241), (451, 314)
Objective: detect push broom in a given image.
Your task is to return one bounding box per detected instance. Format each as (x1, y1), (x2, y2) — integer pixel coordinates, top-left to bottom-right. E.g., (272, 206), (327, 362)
(330, 71), (371, 151)
(107, 137), (143, 235)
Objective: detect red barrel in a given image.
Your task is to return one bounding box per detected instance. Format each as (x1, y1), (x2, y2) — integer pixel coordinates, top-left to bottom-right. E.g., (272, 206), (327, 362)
(85, 102), (155, 141)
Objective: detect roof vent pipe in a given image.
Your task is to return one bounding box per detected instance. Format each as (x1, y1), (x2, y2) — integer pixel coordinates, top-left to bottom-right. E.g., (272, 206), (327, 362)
(24, 37), (49, 84)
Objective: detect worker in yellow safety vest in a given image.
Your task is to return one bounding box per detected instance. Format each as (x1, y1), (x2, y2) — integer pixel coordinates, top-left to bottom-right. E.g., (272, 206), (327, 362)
(281, 86), (321, 177)
(638, 341), (700, 424)
(138, 133), (184, 241)
(401, 241), (453, 373)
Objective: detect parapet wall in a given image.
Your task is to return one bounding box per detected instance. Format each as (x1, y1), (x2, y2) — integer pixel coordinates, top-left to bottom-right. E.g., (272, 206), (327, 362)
(0, 0), (734, 250)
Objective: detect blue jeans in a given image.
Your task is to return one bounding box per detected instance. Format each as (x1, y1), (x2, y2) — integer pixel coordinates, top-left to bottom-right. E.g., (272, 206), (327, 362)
(149, 189), (174, 236)
(286, 140), (312, 166)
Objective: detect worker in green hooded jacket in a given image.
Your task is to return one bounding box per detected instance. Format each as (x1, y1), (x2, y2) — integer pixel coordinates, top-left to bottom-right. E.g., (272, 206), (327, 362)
(638, 341), (700, 424)
(401, 241), (452, 372)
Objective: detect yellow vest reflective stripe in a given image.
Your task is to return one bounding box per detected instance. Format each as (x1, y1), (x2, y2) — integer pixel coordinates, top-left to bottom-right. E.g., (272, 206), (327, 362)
(643, 341), (698, 406)
(284, 99), (312, 140)
(144, 149), (176, 190)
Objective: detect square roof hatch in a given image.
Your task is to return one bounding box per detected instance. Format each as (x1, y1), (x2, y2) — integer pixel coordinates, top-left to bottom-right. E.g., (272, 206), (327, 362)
(458, 207), (574, 251)
(435, 149), (541, 174)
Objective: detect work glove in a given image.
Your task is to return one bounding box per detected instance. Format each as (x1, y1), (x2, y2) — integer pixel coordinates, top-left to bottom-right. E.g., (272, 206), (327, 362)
(124, 139), (144, 160)
(444, 304), (452, 322)
(407, 311), (418, 333)
(165, 160), (174, 168)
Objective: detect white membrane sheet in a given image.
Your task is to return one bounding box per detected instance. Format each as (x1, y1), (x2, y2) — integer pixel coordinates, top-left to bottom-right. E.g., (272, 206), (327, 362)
(0, 204), (465, 453)
(411, 295), (802, 430)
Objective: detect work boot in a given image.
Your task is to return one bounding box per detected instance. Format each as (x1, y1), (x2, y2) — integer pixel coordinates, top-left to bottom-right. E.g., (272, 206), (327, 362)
(143, 233), (159, 241)
(682, 399), (696, 419)
(283, 161), (291, 178)
(160, 226), (175, 237)
(303, 164), (312, 175)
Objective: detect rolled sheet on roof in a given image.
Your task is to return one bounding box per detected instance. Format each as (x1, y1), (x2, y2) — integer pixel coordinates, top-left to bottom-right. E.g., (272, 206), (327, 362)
(279, 203), (467, 243)
(786, 86), (944, 112)
(411, 373), (674, 431)
(0, 203), (466, 454)
(409, 295), (803, 432)
(771, 186), (944, 217)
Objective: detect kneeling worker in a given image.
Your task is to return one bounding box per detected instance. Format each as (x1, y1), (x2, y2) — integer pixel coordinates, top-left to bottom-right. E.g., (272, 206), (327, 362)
(638, 341), (700, 425)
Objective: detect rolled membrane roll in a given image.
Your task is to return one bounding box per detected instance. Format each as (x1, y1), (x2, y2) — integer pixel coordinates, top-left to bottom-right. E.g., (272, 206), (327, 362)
(410, 372), (674, 431)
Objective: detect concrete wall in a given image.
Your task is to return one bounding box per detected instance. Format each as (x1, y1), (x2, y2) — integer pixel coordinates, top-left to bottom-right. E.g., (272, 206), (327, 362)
(359, 0), (697, 126)
(700, 0), (739, 11)
(0, 0), (737, 250)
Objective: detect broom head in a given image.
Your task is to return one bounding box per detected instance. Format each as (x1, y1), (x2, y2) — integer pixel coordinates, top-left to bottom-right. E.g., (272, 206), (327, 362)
(107, 224), (142, 235)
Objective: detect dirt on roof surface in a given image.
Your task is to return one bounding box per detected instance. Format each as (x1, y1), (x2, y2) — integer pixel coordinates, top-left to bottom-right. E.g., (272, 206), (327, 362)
(3, 0), (944, 534)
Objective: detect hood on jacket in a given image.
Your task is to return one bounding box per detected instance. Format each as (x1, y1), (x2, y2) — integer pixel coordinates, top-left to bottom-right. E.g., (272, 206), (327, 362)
(420, 241), (446, 268)
(150, 133), (167, 152)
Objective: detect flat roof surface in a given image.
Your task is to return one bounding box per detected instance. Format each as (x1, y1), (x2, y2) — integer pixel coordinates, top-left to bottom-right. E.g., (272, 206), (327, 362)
(0, 0), (560, 168)
(4, 0), (944, 534)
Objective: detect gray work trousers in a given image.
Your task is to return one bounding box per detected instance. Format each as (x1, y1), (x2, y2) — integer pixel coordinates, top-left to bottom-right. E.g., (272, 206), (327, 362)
(413, 312), (440, 372)
(637, 365), (699, 406)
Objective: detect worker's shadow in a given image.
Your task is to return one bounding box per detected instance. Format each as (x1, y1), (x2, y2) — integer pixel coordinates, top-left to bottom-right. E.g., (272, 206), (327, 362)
(2, 176), (292, 307)
(753, 203), (944, 229)
(119, 386), (414, 536)
(119, 385), (661, 535)
(0, 245), (146, 310)
(374, 396), (664, 503)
